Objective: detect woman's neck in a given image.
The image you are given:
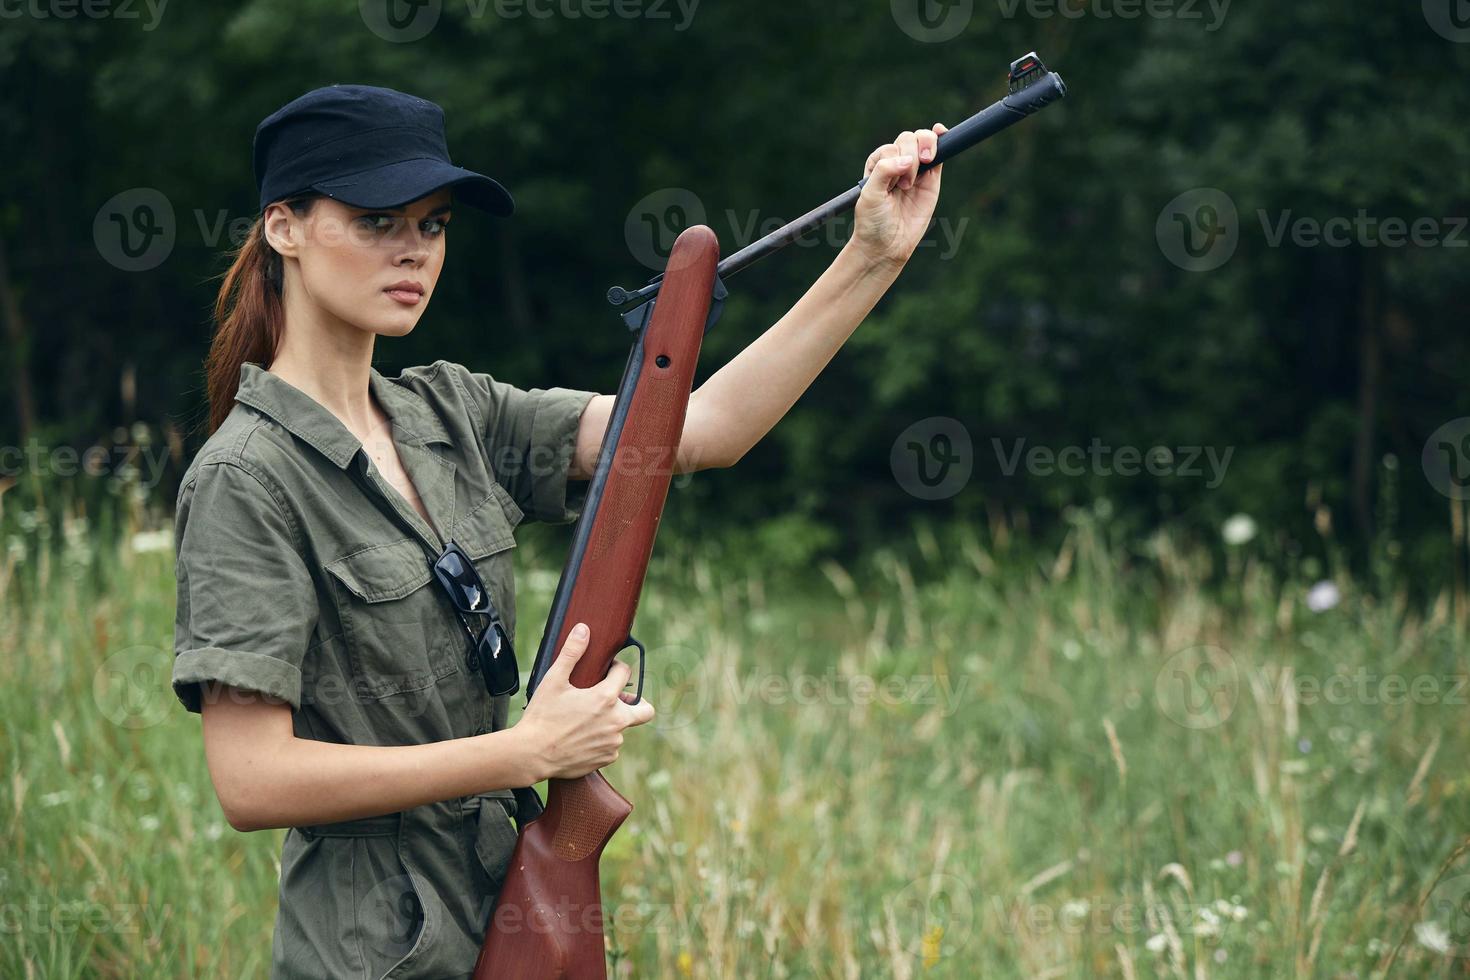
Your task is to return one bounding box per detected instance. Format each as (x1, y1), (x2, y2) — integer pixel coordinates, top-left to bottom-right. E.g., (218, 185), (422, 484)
(267, 299), (382, 441)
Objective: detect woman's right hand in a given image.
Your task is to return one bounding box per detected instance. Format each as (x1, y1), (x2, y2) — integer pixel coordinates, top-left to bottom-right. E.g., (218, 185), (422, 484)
(512, 623), (656, 781)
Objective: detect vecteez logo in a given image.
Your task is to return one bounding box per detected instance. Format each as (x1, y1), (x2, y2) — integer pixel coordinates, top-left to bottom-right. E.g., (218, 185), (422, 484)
(1423, 0), (1470, 42)
(359, 0), (442, 42)
(1158, 188), (1466, 272)
(93, 188), (176, 272)
(1155, 645), (1239, 730)
(891, 0), (973, 42)
(624, 188), (708, 270)
(1424, 418), (1470, 500)
(1156, 188), (1239, 272)
(891, 417), (974, 500)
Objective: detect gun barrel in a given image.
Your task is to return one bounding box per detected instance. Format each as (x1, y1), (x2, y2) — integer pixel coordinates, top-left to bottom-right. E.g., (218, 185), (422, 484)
(608, 52), (1067, 309)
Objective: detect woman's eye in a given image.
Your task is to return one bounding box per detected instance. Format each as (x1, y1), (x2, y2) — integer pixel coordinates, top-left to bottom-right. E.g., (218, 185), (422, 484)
(356, 214), (397, 233)
(421, 218), (447, 236)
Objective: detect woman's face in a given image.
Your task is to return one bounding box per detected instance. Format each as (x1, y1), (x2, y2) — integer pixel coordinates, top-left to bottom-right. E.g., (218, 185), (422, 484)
(267, 188), (453, 338)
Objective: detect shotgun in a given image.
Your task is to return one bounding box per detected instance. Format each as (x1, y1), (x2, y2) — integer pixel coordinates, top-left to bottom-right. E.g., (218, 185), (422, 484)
(475, 52), (1067, 978)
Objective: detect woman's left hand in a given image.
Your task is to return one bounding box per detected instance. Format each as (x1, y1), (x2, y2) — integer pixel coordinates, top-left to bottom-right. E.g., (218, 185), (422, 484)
(850, 123), (948, 271)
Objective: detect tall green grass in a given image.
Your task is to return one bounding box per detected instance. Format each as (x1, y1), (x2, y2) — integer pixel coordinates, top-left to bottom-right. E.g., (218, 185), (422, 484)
(2, 497), (1467, 978)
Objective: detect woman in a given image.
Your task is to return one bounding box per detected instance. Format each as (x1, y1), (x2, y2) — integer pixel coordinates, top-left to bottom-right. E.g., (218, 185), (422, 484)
(171, 83), (945, 979)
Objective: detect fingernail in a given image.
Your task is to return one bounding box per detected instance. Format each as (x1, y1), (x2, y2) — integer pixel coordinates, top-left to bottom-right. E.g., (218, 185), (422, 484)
(572, 623), (588, 638)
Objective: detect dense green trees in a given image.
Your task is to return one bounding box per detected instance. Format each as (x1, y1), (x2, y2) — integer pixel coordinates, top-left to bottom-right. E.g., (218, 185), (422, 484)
(1, 0), (1465, 580)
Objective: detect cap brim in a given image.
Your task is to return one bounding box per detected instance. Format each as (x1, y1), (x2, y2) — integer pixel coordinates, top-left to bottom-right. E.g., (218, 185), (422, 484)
(311, 158), (514, 217)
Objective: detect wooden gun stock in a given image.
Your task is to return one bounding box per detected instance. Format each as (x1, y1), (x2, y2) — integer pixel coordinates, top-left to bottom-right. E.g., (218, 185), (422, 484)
(474, 226), (721, 979)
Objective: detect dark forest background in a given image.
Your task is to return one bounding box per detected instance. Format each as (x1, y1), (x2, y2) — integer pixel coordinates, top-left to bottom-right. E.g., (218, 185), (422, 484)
(1, 0), (1467, 585)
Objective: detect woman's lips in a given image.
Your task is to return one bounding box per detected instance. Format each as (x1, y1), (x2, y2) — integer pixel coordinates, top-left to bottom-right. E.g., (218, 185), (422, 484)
(385, 285), (424, 305)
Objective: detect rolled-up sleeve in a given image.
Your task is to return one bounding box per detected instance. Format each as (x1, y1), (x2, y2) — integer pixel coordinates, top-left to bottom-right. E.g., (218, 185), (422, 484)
(172, 460), (317, 713)
(451, 364), (598, 525)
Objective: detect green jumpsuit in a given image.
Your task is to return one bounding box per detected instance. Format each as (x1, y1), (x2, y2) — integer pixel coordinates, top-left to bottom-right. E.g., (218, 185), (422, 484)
(170, 360), (597, 979)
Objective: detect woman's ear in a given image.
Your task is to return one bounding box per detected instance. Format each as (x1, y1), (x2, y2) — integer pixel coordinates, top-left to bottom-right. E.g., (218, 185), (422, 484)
(262, 201), (301, 259)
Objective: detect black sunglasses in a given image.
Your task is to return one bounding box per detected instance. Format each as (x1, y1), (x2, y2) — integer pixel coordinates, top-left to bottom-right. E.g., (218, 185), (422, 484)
(430, 539), (519, 697)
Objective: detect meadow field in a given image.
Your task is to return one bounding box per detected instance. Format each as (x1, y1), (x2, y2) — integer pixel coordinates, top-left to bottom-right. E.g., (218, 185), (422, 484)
(3, 499), (1467, 978)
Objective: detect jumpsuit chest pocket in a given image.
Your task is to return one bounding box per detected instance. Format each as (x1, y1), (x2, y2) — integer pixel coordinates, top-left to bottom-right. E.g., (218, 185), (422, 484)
(324, 487), (522, 702)
(324, 538), (458, 701)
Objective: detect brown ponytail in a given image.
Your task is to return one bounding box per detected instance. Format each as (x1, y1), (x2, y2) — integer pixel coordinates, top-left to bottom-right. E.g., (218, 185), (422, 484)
(204, 196), (315, 433)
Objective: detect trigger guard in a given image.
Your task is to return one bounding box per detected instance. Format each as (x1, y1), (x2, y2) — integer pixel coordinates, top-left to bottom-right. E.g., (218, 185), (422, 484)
(616, 635), (646, 703)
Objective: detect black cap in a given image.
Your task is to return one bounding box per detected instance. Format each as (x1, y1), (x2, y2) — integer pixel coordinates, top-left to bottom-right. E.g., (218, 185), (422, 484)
(253, 84), (514, 217)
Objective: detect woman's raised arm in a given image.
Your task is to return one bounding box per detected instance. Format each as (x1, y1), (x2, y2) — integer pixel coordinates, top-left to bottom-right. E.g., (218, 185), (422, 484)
(567, 125), (947, 481)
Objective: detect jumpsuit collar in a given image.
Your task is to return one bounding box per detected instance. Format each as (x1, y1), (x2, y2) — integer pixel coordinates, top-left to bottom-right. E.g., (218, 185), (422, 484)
(234, 361), (452, 470)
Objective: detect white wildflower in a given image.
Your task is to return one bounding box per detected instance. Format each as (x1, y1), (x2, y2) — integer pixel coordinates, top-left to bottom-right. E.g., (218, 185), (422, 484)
(139, 815), (161, 832)
(1415, 921), (1452, 955)
(1221, 513), (1257, 546)
(62, 516), (90, 554)
(1194, 907), (1222, 938)
(1060, 899), (1089, 923)
(130, 529), (173, 553)
(1306, 580), (1340, 612)
(1214, 898), (1248, 922)
(1145, 933), (1169, 954)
